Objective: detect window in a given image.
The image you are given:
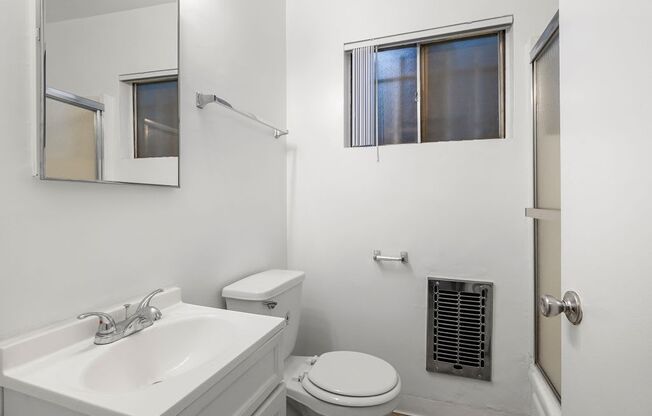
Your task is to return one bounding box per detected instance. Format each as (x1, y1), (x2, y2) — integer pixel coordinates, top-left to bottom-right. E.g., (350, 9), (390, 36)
(133, 79), (179, 158)
(377, 46), (418, 145)
(347, 30), (505, 147)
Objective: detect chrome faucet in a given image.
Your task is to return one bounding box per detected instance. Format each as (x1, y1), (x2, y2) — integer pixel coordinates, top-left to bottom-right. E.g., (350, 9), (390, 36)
(78, 289), (164, 345)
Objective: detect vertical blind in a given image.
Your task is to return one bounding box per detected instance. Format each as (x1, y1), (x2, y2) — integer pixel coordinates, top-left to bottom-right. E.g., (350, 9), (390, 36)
(351, 46), (376, 147)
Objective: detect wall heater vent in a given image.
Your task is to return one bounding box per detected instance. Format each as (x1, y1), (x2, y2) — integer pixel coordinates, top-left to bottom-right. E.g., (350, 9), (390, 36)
(427, 277), (493, 381)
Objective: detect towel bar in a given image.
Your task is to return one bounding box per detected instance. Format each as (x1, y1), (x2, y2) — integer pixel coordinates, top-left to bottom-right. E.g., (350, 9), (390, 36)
(373, 250), (408, 263)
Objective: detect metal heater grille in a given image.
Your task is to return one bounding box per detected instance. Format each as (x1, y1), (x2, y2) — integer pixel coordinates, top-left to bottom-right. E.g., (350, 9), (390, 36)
(427, 277), (493, 381)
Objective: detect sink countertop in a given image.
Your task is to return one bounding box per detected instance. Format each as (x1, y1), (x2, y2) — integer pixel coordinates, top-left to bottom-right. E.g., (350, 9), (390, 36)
(0, 287), (286, 416)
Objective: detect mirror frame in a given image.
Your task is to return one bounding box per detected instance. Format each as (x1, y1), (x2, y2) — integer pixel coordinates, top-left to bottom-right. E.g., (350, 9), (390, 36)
(35, 0), (181, 188)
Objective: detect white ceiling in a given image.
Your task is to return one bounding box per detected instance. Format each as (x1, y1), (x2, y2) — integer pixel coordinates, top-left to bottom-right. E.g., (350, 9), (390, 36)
(46, 0), (176, 23)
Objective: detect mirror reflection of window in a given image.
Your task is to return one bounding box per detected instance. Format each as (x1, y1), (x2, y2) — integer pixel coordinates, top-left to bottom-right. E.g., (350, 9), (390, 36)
(133, 79), (179, 159)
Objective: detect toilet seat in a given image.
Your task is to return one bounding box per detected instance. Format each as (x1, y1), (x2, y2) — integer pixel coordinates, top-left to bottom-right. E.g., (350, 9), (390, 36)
(300, 351), (401, 407)
(301, 373), (401, 407)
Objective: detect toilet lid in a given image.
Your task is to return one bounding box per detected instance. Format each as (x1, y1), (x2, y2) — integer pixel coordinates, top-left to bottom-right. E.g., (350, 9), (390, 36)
(307, 351), (399, 397)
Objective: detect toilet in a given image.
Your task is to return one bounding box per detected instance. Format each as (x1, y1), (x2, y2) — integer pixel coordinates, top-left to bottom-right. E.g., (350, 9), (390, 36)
(222, 270), (401, 416)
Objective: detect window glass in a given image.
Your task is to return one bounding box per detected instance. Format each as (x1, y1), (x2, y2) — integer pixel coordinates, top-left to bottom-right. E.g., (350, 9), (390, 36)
(421, 33), (502, 142)
(377, 46), (418, 145)
(134, 80), (179, 158)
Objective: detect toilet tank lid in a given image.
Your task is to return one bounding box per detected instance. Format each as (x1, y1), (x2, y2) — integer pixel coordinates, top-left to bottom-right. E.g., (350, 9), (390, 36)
(222, 270), (305, 301)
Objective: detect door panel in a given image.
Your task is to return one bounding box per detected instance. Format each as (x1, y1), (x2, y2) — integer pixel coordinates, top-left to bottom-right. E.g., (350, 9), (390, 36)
(560, 1), (652, 415)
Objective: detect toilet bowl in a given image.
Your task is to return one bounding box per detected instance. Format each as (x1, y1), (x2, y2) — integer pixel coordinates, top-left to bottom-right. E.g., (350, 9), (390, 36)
(222, 270), (401, 416)
(285, 354), (400, 416)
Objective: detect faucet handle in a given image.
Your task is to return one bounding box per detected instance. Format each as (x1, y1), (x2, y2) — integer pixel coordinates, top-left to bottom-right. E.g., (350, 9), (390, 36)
(146, 306), (163, 321)
(77, 312), (116, 335)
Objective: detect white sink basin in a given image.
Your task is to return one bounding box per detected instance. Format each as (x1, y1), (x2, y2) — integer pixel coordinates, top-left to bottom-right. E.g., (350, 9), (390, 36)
(82, 315), (235, 393)
(0, 288), (285, 416)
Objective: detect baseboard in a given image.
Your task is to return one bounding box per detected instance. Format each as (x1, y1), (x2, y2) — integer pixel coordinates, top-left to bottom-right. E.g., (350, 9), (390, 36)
(394, 395), (527, 416)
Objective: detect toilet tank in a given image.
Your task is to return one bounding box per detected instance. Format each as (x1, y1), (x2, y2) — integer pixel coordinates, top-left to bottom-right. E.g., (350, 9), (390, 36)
(222, 270), (305, 360)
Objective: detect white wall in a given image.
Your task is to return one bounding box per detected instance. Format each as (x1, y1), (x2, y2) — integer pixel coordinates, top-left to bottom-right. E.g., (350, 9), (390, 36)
(46, 0), (175, 23)
(0, 0), (287, 342)
(46, 4), (177, 96)
(285, 1), (556, 415)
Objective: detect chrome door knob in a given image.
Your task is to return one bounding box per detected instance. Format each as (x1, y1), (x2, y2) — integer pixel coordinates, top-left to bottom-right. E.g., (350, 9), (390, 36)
(539, 291), (583, 325)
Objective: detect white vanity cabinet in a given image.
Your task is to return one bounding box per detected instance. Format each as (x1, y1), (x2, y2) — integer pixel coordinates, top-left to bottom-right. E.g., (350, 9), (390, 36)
(176, 331), (285, 416)
(0, 288), (287, 416)
(3, 332), (285, 416)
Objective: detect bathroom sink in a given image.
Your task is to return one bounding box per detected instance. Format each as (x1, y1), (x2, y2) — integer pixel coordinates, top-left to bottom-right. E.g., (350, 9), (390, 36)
(81, 315), (235, 393)
(0, 287), (285, 416)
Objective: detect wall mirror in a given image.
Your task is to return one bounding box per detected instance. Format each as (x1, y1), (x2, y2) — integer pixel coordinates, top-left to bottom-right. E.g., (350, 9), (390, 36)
(38, 0), (179, 187)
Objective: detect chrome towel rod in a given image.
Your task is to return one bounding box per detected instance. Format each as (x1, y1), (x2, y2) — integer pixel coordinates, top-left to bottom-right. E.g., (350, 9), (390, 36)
(373, 250), (409, 263)
(195, 93), (289, 139)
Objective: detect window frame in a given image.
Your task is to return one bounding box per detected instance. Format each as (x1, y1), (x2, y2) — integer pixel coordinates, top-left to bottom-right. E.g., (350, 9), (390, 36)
(345, 28), (507, 147)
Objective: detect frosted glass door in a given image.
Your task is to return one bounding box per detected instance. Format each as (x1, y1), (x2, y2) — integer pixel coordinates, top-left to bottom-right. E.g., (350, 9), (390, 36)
(533, 25), (561, 397)
(45, 98), (99, 181)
